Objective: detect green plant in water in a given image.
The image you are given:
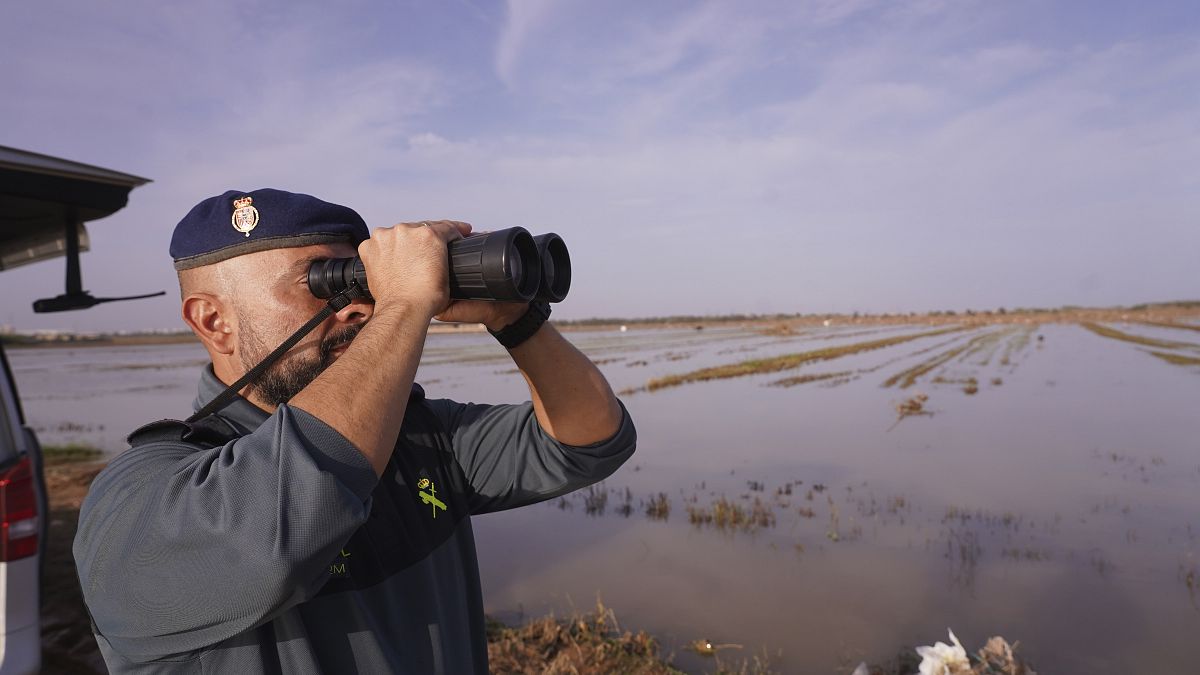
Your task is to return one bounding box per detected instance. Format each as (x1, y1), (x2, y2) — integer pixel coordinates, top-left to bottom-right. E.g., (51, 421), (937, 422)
(687, 497), (775, 532)
(882, 330), (1004, 389)
(634, 326), (966, 393)
(645, 493), (670, 521)
(767, 370), (853, 388)
(1081, 322), (1199, 351)
(1144, 350), (1200, 367)
(826, 495), (841, 542)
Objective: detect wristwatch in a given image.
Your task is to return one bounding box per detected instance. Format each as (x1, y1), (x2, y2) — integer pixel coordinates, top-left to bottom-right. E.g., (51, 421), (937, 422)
(489, 301), (551, 349)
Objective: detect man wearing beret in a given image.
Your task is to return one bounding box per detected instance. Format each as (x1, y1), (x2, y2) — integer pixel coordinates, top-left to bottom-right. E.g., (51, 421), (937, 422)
(73, 189), (636, 674)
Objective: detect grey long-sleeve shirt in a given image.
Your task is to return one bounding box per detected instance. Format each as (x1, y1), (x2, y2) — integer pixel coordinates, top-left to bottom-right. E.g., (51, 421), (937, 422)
(74, 366), (636, 674)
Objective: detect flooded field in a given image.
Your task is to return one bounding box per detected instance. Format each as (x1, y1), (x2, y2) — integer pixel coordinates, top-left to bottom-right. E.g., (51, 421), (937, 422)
(10, 319), (1200, 673)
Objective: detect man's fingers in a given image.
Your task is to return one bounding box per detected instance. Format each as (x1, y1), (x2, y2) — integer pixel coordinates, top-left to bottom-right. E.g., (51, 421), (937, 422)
(428, 220), (472, 240)
(399, 220), (472, 242)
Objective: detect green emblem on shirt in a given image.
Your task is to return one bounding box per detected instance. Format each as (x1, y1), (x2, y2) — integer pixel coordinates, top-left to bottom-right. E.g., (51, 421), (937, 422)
(417, 478), (447, 518)
(329, 549), (351, 577)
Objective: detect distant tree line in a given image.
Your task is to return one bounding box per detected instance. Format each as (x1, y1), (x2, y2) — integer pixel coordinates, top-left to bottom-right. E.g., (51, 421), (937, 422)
(555, 299), (1200, 326)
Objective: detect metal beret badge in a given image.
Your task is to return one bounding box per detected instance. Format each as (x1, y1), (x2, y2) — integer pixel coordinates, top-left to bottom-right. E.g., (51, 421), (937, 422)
(231, 196), (260, 237)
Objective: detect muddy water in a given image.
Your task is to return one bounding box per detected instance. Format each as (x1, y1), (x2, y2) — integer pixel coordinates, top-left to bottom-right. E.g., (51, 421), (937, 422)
(10, 322), (1200, 673)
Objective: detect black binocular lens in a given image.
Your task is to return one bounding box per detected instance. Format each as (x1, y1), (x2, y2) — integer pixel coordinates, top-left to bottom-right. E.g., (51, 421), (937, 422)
(307, 257), (366, 301)
(307, 226), (571, 303)
(532, 233), (571, 303)
(448, 227), (541, 301)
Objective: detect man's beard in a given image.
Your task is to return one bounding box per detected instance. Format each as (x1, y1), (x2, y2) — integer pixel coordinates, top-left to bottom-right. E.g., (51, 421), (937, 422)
(238, 322), (362, 407)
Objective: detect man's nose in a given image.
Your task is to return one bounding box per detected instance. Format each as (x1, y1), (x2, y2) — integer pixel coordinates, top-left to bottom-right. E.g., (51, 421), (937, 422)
(334, 296), (374, 325)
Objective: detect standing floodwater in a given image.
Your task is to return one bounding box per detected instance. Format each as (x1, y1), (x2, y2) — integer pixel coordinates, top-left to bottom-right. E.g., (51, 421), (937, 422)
(11, 320), (1200, 673)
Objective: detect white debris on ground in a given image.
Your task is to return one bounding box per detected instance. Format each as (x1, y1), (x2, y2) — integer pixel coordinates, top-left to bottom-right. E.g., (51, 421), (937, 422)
(852, 630), (1037, 675)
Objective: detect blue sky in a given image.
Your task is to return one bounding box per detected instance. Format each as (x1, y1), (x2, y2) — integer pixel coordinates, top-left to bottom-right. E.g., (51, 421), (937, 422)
(1, 0), (1197, 332)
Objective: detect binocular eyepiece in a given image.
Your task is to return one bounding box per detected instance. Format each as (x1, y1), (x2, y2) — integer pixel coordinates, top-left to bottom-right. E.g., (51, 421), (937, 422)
(307, 227), (571, 303)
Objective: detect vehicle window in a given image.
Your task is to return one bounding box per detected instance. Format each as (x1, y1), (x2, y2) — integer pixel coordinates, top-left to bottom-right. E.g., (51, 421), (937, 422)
(0, 344), (25, 463)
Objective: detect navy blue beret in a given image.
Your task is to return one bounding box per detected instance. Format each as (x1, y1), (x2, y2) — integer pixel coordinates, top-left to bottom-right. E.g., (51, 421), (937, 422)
(170, 188), (370, 270)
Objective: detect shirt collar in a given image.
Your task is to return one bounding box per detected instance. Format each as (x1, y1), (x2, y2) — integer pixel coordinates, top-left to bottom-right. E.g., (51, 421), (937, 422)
(193, 364), (270, 434)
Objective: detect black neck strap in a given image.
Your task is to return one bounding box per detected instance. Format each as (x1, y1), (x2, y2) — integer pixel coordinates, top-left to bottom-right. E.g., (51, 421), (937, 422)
(187, 285), (364, 423)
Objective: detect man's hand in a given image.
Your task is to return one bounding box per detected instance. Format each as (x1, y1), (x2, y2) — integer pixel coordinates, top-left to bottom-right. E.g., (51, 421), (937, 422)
(436, 300), (529, 332)
(357, 220), (471, 321)
(293, 219), (472, 476)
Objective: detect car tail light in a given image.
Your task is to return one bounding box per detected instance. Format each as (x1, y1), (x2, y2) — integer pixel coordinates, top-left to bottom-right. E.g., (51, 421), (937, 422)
(0, 456), (38, 562)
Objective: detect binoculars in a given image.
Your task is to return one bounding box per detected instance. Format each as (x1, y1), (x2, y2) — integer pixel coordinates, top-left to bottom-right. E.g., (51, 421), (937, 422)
(308, 227), (571, 303)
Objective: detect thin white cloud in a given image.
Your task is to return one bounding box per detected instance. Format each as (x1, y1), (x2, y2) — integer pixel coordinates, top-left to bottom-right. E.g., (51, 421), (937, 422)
(495, 0), (559, 87)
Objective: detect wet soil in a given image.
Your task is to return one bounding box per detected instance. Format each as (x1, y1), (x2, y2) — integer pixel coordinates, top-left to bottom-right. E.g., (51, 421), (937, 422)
(42, 462), (106, 674)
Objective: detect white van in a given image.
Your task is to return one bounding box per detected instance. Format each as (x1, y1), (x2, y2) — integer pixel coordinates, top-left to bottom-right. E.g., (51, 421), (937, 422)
(0, 345), (43, 674)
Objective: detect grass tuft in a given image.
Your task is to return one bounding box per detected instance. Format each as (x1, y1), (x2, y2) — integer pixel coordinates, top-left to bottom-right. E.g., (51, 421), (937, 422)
(1138, 319), (1200, 334)
(645, 493), (671, 521)
(687, 497), (776, 532)
(1080, 322), (1199, 350)
(487, 601), (776, 674)
(1143, 350), (1200, 366)
(486, 600), (682, 674)
(766, 371), (853, 388)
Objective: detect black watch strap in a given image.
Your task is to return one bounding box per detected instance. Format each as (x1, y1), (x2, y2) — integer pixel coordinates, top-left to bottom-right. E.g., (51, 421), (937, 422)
(489, 301), (551, 349)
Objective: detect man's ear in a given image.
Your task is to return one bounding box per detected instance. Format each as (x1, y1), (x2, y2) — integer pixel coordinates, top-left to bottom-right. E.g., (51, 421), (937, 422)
(182, 293), (235, 355)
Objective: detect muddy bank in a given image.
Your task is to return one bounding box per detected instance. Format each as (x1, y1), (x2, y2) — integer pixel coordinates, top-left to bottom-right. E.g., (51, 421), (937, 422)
(42, 461), (107, 673)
